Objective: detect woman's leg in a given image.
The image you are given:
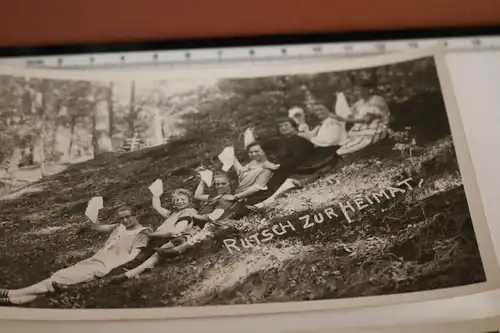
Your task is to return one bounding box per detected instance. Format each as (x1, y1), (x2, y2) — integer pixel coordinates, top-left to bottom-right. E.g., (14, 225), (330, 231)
(338, 128), (387, 155)
(253, 178), (298, 208)
(4, 279), (53, 298)
(124, 254), (160, 279)
(124, 242), (174, 279)
(0, 278), (55, 304)
(337, 134), (373, 155)
(4, 258), (103, 301)
(4, 295), (39, 305)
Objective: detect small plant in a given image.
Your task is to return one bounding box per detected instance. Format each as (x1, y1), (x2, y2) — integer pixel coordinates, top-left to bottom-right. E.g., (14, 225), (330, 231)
(390, 127), (420, 169)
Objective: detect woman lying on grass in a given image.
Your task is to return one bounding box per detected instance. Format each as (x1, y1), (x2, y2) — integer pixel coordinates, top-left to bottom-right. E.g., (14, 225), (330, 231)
(0, 204), (151, 305)
(194, 172), (237, 221)
(294, 103), (348, 149)
(248, 117), (341, 209)
(108, 186), (227, 281)
(334, 78), (391, 156)
(220, 141), (279, 219)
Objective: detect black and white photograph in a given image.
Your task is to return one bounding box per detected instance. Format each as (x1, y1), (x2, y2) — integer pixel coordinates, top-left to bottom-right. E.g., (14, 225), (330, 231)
(0, 48), (497, 318)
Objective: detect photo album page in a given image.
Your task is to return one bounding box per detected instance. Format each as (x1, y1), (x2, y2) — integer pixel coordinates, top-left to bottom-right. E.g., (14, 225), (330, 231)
(0, 46), (498, 321)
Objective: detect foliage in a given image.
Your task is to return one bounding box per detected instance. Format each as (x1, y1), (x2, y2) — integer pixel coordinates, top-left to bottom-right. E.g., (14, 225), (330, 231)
(176, 57), (447, 162)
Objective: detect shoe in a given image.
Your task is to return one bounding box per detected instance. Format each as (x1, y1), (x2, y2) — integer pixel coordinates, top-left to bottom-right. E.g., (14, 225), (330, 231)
(0, 297), (13, 306)
(101, 274), (128, 285)
(52, 282), (72, 292)
(244, 205), (259, 212)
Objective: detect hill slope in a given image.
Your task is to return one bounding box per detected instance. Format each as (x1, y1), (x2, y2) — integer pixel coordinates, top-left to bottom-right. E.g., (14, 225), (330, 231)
(0, 133), (485, 308)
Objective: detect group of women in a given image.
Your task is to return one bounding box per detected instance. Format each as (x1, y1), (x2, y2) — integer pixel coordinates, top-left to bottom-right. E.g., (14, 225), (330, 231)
(0, 81), (392, 305)
(119, 80), (393, 274)
(101, 81), (393, 281)
(229, 81), (392, 211)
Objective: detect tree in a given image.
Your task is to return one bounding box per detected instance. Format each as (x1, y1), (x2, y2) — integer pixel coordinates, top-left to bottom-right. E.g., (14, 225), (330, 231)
(37, 80), (49, 177)
(127, 80), (137, 135)
(65, 80), (94, 159)
(108, 81), (114, 139)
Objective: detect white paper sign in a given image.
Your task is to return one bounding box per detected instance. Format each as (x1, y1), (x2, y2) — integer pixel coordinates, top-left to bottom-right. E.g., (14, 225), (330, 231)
(243, 128), (256, 148)
(85, 196), (103, 223)
(335, 92), (352, 118)
(199, 170), (213, 187)
(218, 146), (235, 172)
(148, 179), (163, 197)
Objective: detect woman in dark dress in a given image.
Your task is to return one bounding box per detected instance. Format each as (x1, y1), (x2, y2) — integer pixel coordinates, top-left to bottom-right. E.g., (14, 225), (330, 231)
(249, 117), (341, 209)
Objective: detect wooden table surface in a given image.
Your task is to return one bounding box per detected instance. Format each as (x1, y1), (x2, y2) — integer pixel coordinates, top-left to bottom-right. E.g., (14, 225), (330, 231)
(0, 0), (499, 47)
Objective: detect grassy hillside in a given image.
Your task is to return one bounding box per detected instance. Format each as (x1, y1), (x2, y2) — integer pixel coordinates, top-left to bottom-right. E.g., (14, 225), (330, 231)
(0, 132), (485, 308)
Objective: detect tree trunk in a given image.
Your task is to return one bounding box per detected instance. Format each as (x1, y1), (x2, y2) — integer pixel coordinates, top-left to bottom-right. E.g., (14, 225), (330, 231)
(108, 81), (114, 139)
(161, 124), (166, 144)
(7, 147), (22, 175)
(150, 104), (162, 146)
(51, 117), (58, 158)
(128, 80), (136, 135)
(40, 116), (46, 177)
(39, 80), (48, 178)
(67, 116), (76, 158)
(95, 98), (113, 154)
(91, 101), (98, 158)
(51, 100), (63, 159)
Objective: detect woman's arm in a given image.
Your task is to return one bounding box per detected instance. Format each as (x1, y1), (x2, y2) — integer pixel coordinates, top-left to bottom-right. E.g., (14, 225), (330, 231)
(330, 113), (369, 124)
(148, 220), (188, 238)
(88, 217), (118, 233)
(206, 208), (226, 222)
(309, 118), (345, 147)
(233, 155), (243, 174)
(194, 179), (210, 201)
(192, 212), (211, 221)
(234, 187), (261, 200)
(152, 196), (170, 218)
(148, 230), (175, 238)
(330, 114), (351, 122)
(226, 185), (262, 201)
(340, 98), (387, 124)
(262, 160), (280, 171)
(234, 169), (272, 199)
(351, 115), (375, 124)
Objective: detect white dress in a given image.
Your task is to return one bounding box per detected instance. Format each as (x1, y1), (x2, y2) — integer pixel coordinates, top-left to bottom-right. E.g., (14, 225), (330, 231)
(47, 224), (150, 290)
(308, 117), (347, 147)
(337, 95), (390, 155)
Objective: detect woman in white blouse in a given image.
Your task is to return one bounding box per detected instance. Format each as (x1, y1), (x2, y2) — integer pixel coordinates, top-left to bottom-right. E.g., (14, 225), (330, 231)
(290, 105), (348, 148)
(335, 81), (391, 155)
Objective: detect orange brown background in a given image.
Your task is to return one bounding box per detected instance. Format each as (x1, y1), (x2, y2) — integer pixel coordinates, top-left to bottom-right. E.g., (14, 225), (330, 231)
(0, 0), (499, 47)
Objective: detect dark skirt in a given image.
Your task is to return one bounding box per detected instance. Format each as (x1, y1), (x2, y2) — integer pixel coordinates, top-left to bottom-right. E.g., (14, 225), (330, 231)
(228, 147), (341, 220)
(107, 230), (199, 276)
